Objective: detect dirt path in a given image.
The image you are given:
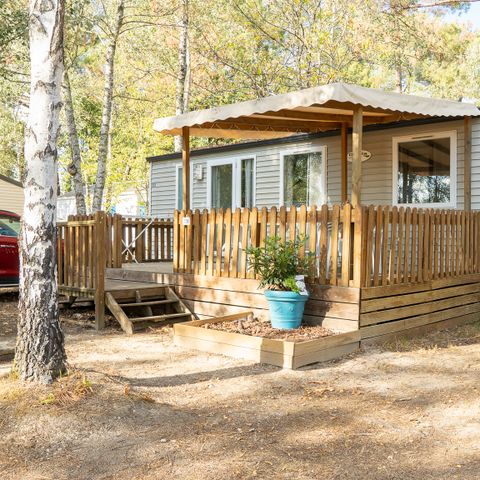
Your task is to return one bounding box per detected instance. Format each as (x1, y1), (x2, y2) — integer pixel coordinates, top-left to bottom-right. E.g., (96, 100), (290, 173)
(1, 296), (480, 479)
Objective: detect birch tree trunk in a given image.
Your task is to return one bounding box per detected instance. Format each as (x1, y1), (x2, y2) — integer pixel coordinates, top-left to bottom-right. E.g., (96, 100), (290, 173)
(15, 0), (67, 383)
(92, 0), (125, 212)
(174, 0), (190, 153)
(63, 70), (86, 214)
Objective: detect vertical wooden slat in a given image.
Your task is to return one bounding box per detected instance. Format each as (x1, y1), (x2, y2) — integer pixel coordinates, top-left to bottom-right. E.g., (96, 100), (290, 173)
(388, 207), (398, 285)
(298, 205), (307, 258)
(411, 208), (417, 284)
(319, 205), (329, 284)
(240, 208), (250, 279)
(438, 210), (444, 278)
(94, 211), (106, 330)
(329, 204), (340, 286)
(222, 208), (232, 277)
(352, 206), (363, 288)
(193, 210), (201, 275)
(207, 209), (216, 276)
(364, 205), (375, 287)
(402, 207), (411, 284)
(373, 206), (383, 287)
(173, 210), (179, 272)
(278, 206), (287, 242)
(231, 208), (241, 278)
(248, 207), (258, 279)
(433, 211), (439, 280)
(57, 224), (63, 286)
(215, 209), (224, 277)
(445, 210), (451, 278)
(396, 207), (404, 284)
(179, 210), (185, 272)
(200, 210), (208, 275)
(269, 206), (277, 238)
(259, 207), (268, 247)
(288, 206), (296, 241)
(423, 209), (431, 281)
(381, 206), (390, 287)
(341, 203), (351, 287)
(308, 205), (318, 281)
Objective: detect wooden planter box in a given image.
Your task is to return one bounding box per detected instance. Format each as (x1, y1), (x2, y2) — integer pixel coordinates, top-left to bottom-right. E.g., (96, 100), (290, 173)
(173, 312), (360, 369)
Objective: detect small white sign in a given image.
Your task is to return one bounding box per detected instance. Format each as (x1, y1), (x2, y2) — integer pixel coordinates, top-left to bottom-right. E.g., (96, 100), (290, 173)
(182, 217), (191, 226)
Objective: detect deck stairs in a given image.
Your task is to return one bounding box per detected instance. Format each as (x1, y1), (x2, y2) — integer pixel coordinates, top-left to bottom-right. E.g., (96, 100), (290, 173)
(105, 285), (193, 334)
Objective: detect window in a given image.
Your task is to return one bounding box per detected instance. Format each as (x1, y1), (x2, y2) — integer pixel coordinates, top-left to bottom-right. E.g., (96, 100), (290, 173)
(176, 166), (183, 210)
(0, 214), (20, 238)
(207, 156), (255, 209)
(211, 163), (233, 210)
(393, 131), (456, 207)
(281, 148), (326, 207)
(241, 158), (254, 208)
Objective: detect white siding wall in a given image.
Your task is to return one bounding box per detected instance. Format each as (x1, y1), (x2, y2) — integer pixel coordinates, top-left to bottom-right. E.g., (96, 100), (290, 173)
(150, 119), (470, 215)
(471, 117), (480, 210)
(0, 179), (24, 215)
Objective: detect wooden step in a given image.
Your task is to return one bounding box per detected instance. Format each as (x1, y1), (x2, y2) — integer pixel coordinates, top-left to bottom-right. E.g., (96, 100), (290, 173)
(130, 312), (191, 323)
(119, 299), (175, 307)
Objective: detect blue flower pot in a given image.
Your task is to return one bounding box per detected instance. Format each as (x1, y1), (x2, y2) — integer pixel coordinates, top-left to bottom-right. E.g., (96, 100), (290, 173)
(264, 290), (309, 330)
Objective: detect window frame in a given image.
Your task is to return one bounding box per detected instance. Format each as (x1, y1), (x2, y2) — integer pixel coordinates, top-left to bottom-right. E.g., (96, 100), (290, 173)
(392, 130), (457, 209)
(175, 163), (193, 211)
(206, 154), (257, 210)
(279, 146), (327, 208)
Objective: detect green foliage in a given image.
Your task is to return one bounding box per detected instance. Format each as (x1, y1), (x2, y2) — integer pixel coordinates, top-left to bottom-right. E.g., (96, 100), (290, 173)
(246, 236), (313, 291)
(1, 0), (480, 203)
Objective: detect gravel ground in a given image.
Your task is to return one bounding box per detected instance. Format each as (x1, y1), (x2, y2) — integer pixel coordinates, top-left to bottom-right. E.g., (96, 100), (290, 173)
(1, 295), (480, 480)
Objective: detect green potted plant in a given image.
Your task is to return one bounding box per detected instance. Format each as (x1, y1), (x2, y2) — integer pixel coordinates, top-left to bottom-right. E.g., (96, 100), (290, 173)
(246, 235), (312, 329)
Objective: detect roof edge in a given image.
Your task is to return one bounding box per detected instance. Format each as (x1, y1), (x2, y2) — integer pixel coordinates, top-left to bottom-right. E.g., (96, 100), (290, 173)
(147, 116), (467, 163)
(0, 173), (22, 188)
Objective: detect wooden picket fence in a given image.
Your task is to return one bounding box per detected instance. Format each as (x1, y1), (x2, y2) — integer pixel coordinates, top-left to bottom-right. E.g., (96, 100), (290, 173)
(57, 213), (174, 293)
(174, 205), (480, 289)
(362, 206), (480, 288)
(173, 205), (364, 287)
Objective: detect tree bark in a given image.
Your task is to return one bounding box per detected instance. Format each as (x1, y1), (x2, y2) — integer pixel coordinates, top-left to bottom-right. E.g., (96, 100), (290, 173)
(92, 0), (125, 212)
(16, 0), (67, 383)
(63, 70), (86, 214)
(174, 0), (190, 153)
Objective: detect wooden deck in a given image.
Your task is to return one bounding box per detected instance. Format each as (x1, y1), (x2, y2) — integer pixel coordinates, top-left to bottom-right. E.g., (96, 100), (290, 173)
(105, 278), (159, 291)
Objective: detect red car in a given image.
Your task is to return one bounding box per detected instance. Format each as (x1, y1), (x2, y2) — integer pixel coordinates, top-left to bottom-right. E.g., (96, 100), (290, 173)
(0, 210), (20, 285)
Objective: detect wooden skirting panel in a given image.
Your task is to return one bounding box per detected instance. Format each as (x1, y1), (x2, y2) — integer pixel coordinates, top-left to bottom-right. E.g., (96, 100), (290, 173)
(360, 275), (480, 343)
(106, 268), (360, 332)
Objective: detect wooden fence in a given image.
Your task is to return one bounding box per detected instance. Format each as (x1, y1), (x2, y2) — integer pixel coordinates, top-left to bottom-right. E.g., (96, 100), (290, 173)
(173, 205), (364, 287)
(361, 206), (480, 288)
(174, 205), (480, 289)
(57, 213), (174, 292)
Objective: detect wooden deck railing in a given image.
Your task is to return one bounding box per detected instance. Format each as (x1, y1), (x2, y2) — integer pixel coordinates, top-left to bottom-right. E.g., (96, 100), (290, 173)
(173, 205), (364, 287)
(361, 206), (480, 288)
(174, 205), (480, 289)
(57, 213), (174, 290)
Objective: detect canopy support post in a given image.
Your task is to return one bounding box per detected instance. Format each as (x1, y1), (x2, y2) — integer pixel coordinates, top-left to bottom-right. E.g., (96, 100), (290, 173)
(341, 122), (348, 204)
(351, 106), (363, 207)
(464, 116), (472, 211)
(182, 126), (190, 211)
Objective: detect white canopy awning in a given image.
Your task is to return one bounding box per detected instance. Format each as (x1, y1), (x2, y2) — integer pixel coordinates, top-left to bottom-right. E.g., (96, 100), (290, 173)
(154, 83), (480, 140)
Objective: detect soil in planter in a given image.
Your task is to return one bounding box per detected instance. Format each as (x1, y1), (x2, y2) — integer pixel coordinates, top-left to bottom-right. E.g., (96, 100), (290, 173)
(203, 317), (334, 341)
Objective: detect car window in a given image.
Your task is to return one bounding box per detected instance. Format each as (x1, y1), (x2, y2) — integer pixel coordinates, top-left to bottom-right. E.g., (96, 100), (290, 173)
(0, 215), (20, 238)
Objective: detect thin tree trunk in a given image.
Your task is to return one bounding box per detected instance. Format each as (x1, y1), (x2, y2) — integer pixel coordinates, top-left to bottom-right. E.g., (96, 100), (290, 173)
(16, 0), (67, 383)
(92, 0), (125, 212)
(63, 70), (86, 214)
(174, 0), (189, 153)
